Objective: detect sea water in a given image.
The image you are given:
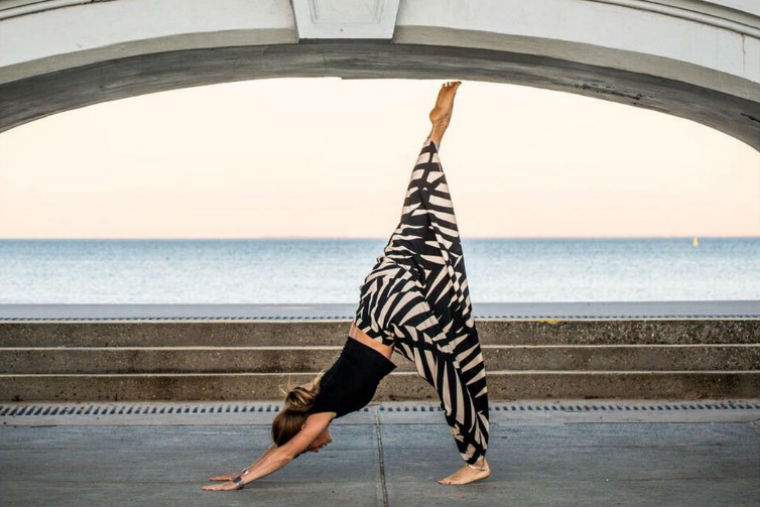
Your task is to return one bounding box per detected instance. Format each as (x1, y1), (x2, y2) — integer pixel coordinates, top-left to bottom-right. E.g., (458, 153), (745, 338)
(0, 238), (757, 304)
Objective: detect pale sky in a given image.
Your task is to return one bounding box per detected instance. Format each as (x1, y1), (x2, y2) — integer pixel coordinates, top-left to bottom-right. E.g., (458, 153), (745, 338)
(0, 78), (758, 239)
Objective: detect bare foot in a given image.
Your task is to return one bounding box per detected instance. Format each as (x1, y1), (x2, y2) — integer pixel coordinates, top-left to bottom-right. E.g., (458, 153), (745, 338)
(437, 457), (491, 485)
(428, 81), (461, 145)
(429, 81), (461, 124)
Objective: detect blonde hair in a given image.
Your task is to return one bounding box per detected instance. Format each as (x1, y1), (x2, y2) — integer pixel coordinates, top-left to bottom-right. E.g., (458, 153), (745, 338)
(271, 371), (326, 447)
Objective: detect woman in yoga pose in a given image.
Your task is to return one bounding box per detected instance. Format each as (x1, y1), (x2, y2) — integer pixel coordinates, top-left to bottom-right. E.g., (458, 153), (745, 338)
(202, 81), (490, 490)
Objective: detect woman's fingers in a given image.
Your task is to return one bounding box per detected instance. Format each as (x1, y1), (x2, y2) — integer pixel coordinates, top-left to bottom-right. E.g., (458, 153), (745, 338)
(208, 474), (234, 481)
(202, 481), (238, 491)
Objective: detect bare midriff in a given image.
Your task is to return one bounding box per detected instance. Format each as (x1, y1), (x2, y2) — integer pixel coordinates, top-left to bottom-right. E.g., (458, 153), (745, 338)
(348, 321), (394, 361)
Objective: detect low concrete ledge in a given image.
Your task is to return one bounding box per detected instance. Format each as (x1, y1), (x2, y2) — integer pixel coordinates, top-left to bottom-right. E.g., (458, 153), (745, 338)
(2, 303), (755, 402)
(1, 301), (759, 321)
(1, 318), (758, 347)
(3, 344), (758, 374)
(1, 371), (758, 402)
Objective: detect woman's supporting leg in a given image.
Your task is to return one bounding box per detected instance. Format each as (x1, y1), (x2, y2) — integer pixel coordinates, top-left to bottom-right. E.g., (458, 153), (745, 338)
(390, 287), (489, 465)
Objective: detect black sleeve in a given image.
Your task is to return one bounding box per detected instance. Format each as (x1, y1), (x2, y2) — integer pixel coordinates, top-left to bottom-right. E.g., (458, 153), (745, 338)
(309, 386), (341, 415)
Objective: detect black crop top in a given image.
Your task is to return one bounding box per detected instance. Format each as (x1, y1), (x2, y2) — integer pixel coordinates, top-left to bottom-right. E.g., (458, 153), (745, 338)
(308, 336), (397, 418)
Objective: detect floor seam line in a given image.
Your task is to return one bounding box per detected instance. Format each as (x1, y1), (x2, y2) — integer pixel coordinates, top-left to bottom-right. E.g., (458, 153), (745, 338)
(374, 410), (389, 507)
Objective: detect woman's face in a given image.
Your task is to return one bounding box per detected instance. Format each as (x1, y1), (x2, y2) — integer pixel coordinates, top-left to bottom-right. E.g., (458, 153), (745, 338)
(307, 428), (333, 452)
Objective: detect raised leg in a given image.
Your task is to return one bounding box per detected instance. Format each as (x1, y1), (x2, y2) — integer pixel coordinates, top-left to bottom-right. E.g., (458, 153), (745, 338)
(383, 135), (474, 335)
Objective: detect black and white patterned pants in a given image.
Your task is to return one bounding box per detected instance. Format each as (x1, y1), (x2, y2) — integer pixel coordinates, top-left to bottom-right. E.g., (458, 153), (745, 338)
(353, 135), (490, 465)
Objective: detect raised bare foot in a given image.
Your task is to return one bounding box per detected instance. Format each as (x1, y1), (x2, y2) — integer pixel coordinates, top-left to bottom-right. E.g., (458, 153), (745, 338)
(429, 80), (461, 125)
(437, 457), (491, 485)
(428, 81), (461, 145)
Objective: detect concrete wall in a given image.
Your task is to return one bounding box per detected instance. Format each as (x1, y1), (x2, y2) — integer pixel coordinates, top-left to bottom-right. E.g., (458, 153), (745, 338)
(1, 319), (758, 401)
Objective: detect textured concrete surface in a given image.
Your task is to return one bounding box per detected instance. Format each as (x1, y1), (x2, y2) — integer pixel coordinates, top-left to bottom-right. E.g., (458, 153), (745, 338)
(1, 400), (758, 506)
(2, 41), (759, 151)
(2, 315), (759, 347)
(2, 301), (760, 323)
(1, 316), (758, 402)
(3, 344), (758, 373)
(2, 371), (759, 402)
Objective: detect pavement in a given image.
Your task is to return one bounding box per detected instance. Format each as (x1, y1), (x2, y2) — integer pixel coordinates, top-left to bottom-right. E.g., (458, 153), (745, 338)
(1, 399), (759, 506)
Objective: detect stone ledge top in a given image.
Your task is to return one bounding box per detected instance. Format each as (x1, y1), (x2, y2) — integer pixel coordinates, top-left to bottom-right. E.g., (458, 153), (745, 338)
(0, 301), (757, 322)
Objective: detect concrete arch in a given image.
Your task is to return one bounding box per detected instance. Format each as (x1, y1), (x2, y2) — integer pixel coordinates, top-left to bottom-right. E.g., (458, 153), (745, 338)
(0, 0), (758, 150)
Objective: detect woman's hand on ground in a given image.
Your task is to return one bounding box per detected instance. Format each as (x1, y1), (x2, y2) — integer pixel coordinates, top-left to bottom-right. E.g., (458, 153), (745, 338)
(201, 480), (241, 491)
(207, 473), (236, 482)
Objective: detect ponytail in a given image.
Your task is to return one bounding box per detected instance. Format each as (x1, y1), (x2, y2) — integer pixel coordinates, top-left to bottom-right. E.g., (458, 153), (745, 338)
(271, 371), (326, 447)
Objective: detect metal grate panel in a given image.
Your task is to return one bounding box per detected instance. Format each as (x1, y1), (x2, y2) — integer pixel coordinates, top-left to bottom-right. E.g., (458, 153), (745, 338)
(2, 400), (759, 419)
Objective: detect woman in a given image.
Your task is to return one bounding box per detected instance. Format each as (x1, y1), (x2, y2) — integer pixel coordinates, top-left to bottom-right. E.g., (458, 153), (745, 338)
(202, 81), (490, 491)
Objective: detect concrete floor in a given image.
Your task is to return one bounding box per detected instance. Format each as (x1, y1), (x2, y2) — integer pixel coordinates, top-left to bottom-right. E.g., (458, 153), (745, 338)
(1, 400), (759, 506)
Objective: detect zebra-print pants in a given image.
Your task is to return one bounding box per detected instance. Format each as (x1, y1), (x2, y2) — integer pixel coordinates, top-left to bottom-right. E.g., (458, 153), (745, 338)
(353, 135), (490, 465)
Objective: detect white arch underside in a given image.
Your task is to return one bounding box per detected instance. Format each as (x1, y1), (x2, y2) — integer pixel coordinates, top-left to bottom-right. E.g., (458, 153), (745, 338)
(0, 0), (758, 150)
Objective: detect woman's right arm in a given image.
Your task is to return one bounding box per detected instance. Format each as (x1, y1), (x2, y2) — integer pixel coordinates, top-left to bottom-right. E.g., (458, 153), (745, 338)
(201, 412), (334, 491)
(208, 442), (278, 482)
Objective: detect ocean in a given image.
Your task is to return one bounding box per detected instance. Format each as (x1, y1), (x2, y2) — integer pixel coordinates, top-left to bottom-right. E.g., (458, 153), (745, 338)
(0, 238), (758, 304)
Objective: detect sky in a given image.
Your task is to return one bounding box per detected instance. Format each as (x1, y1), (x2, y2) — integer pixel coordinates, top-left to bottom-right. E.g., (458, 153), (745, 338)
(0, 77), (758, 239)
